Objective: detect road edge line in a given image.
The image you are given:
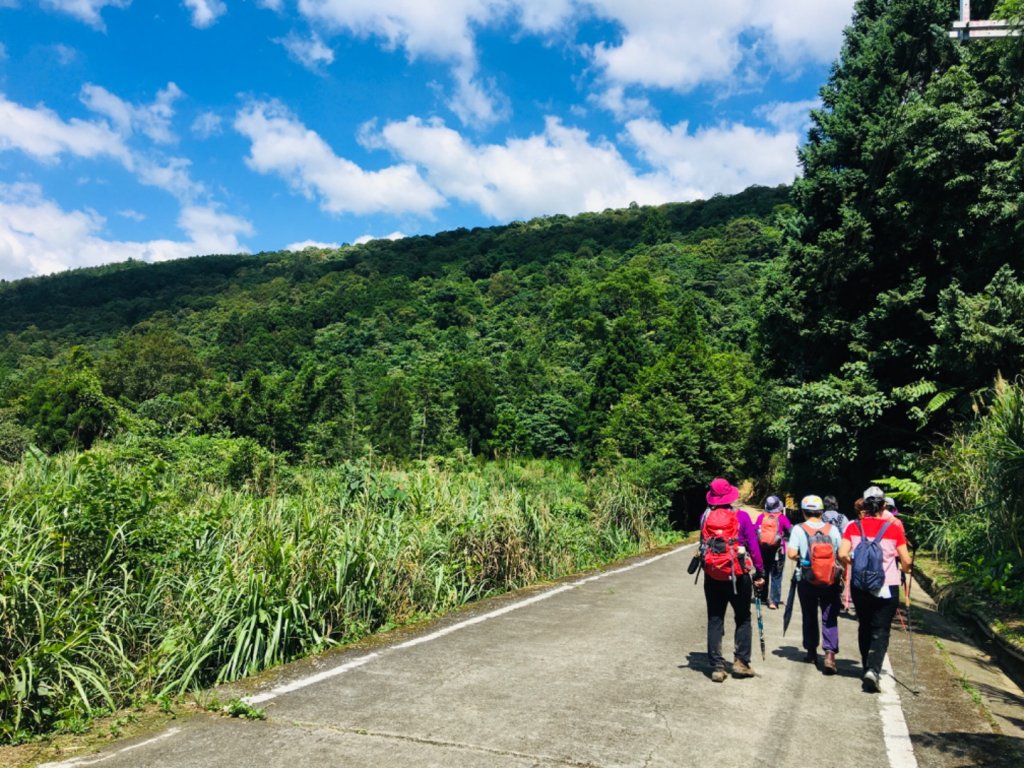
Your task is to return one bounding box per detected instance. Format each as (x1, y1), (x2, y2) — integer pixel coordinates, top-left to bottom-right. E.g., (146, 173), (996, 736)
(880, 654), (919, 768)
(244, 543), (693, 705)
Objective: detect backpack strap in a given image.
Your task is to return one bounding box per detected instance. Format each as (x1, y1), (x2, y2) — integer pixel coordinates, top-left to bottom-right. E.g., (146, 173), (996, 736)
(872, 519), (893, 543)
(801, 522), (827, 540)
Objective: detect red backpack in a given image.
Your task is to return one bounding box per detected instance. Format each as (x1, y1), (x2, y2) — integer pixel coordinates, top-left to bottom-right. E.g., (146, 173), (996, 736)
(701, 507), (743, 581)
(801, 522), (838, 586)
(758, 512), (782, 546)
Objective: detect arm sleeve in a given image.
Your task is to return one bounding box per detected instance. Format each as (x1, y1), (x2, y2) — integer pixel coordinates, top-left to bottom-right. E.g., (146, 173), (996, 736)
(892, 523), (907, 547)
(787, 526), (805, 558)
(780, 515), (793, 535)
(830, 526), (842, 550)
(739, 514), (764, 571)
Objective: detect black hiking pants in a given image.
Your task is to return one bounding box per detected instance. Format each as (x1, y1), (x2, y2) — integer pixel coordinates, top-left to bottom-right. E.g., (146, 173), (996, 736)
(704, 572), (753, 669)
(850, 584), (900, 676)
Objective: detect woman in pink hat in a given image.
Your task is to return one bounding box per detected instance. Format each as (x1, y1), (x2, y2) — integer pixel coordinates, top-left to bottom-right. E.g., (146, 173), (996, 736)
(699, 477), (765, 682)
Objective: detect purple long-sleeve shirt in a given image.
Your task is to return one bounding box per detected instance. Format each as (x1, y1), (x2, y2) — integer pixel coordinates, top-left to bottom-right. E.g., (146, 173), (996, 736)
(700, 507), (765, 572)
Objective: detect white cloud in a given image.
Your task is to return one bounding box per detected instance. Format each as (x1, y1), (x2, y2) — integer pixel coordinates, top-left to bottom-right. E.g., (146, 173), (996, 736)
(353, 231), (405, 244)
(756, 98), (819, 135)
(39, 0), (131, 29)
(448, 62), (508, 128)
(296, 0), (518, 126)
(234, 99), (445, 216)
(52, 44), (79, 66)
(285, 239), (341, 250)
(374, 115), (675, 219)
(191, 111), (223, 139)
(118, 208), (145, 221)
(134, 155), (205, 201)
(369, 111), (800, 221)
(586, 1), (852, 92)
(294, 1), (852, 123)
(0, 183), (251, 280)
(276, 31), (335, 71)
(0, 92), (131, 164)
(624, 116), (801, 196)
(0, 87), (210, 203)
(257, 0), (283, 10)
(297, 0), (488, 62)
(750, 1), (856, 68)
(591, 84), (653, 121)
(80, 82), (183, 144)
(182, 0), (226, 29)
(178, 204), (253, 253)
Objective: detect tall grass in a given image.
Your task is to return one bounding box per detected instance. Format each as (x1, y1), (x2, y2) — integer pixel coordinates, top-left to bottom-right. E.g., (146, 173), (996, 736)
(913, 377), (1024, 604)
(0, 445), (668, 742)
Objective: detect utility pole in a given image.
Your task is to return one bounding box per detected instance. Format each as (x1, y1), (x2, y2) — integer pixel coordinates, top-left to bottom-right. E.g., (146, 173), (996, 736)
(950, 0), (1021, 40)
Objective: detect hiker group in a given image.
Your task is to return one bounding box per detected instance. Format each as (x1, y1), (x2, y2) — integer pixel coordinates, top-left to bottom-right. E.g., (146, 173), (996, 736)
(695, 478), (913, 691)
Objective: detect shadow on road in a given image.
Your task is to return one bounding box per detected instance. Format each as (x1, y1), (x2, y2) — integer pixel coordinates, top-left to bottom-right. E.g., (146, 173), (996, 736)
(771, 644), (807, 664)
(680, 651), (715, 679)
(913, 731), (1024, 768)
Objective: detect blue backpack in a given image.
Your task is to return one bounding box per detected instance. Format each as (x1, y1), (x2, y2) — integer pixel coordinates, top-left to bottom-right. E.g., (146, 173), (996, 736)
(850, 519), (893, 592)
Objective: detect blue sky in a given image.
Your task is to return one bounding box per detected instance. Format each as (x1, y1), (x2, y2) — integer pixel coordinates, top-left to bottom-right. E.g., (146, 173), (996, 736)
(0, 1), (856, 280)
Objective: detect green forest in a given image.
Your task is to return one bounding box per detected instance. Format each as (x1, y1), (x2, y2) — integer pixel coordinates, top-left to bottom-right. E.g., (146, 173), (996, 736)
(2, 0), (1023, 743)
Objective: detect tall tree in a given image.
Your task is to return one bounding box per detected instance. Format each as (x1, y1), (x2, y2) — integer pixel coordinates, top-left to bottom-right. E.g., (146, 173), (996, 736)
(759, 0), (1024, 494)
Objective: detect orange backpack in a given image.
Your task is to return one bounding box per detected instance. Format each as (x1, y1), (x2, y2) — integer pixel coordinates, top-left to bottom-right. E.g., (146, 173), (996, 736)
(801, 522), (838, 586)
(759, 512), (782, 546)
(701, 508), (742, 581)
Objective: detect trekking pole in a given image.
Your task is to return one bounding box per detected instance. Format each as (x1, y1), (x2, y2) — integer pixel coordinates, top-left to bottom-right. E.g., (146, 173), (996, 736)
(755, 591), (766, 661)
(782, 568), (798, 637)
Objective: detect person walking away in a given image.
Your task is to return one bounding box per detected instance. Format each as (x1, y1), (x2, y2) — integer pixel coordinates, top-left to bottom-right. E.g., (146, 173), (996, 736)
(786, 495), (842, 674)
(821, 495), (849, 533)
(700, 477), (766, 682)
(838, 488), (913, 692)
(754, 496), (792, 609)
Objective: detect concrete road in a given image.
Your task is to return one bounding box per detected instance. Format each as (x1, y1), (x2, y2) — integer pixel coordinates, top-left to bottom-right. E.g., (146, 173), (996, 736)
(37, 544), (1024, 768)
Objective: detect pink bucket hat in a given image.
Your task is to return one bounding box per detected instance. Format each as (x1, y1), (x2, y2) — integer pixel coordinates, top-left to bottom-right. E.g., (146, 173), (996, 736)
(706, 477), (739, 506)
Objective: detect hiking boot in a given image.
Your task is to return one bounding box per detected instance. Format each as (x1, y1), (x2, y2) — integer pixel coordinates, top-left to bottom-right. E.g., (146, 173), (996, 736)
(768, 602), (778, 610)
(711, 668), (727, 683)
(823, 651), (837, 675)
(804, 650), (817, 664)
(863, 669), (880, 692)
(732, 659), (755, 678)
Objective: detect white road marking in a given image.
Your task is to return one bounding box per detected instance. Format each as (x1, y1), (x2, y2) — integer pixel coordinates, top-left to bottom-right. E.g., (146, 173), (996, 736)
(243, 544), (693, 704)
(38, 727), (182, 768)
(881, 654), (919, 768)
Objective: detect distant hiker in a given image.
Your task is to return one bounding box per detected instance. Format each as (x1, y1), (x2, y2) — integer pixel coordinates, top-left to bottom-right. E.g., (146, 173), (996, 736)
(786, 494), (842, 674)
(699, 477), (765, 682)
(821, 495), (849, 534)
(838, 488), (913, 693)
(754, 495), (792, 609)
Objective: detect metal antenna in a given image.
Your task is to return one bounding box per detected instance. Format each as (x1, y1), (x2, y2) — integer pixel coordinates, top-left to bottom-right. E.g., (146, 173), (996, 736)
(950, 0), (1021, 40)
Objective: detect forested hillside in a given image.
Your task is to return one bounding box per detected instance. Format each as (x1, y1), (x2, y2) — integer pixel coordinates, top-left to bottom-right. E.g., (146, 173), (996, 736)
(0, 185), (789, 520)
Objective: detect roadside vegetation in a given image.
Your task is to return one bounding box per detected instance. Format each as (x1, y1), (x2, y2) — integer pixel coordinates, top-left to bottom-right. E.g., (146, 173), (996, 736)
(0, 443), (667, 741)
